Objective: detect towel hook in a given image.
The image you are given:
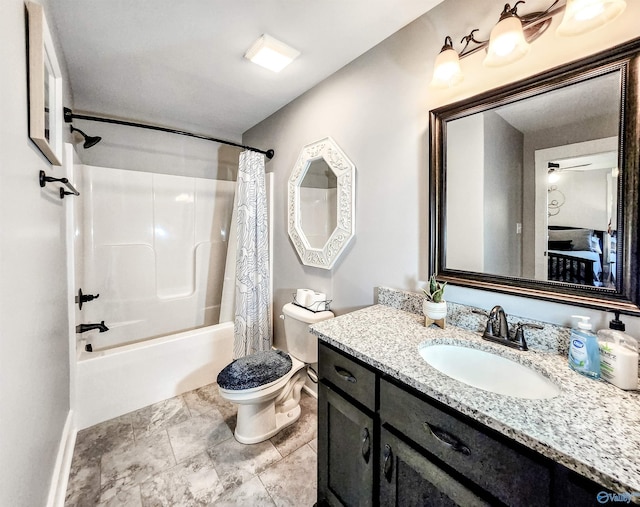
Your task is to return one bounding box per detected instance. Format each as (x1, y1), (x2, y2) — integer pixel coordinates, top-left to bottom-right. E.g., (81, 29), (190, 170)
(39, 170), (80, 199)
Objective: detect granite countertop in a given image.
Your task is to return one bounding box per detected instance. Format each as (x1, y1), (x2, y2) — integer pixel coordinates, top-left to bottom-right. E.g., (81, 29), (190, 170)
(310, 304), (640, 495)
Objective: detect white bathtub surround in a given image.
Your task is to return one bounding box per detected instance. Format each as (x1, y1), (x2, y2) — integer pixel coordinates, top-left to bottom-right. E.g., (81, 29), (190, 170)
(77, 164), (235, 351)
(234, 150), (271, 358)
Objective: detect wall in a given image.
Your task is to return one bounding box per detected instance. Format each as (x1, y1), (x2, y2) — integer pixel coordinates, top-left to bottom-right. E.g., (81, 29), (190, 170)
(0, 0), (74, 505)
(483, 111), (523, 277)
(243, 0), (640, 349)
(446, 114), (484, 272)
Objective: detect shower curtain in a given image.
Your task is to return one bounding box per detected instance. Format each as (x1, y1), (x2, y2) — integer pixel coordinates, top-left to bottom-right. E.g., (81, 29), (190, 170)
(233, 150), (271, 358)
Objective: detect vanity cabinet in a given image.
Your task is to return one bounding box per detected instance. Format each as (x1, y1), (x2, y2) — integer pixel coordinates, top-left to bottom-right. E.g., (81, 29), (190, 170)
(318, 341), (615, 507)
(318, 344), (377, 506)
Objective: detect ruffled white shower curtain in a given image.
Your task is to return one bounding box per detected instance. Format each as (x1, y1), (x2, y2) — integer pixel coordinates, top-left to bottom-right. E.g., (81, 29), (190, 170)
(233, 150), (271, 358)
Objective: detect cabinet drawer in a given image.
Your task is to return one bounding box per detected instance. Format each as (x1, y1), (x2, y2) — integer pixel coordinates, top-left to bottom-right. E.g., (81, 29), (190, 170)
(319, 343), (376, 411)
(380, 379), (551, 507)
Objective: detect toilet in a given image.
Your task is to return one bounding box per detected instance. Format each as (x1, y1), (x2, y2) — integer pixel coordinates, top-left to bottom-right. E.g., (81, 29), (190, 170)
(217, 302), (334, 444)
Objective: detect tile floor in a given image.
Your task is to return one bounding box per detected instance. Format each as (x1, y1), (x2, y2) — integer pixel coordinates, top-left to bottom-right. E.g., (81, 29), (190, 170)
(64, 383), (318, 506)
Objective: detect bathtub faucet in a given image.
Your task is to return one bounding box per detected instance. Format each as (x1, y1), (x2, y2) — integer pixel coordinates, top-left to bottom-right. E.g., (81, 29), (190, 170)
(76, 321), (109, 333)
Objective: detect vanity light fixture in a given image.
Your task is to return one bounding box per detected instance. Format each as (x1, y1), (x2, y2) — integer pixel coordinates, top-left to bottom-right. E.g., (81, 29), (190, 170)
(430, 0), (626, 88)
(244, 34), (300, 73)
(557, 0), (627, 36)
(430, 36), (464, 88)
(484, 2), (530, 67)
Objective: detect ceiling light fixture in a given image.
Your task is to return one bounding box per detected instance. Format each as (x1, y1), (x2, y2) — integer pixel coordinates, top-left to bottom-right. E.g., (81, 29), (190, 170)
(244, 34), (300, 73)
(430, 0), (627, 88)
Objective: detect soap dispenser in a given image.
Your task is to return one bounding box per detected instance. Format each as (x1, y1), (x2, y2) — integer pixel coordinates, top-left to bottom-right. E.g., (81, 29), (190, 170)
(568, 316), (601, 380)
(597, 311), (638, 390)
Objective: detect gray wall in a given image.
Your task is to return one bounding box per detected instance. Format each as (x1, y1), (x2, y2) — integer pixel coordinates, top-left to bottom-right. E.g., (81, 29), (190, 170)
(243, 0), (640, 348)
(483, 111), (523, 277)
(0, 0), (74, 505)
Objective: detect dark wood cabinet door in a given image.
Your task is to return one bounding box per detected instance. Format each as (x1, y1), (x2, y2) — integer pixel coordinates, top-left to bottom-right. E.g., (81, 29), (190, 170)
(318, 382), (375, 507)
(379, 428), (491, 507)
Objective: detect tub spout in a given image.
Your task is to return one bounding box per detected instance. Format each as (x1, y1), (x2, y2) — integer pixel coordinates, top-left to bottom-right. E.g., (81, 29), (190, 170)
(76, 321), (109, 333)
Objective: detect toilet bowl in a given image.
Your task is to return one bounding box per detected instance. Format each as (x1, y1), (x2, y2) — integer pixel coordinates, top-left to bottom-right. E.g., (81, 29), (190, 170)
(217, 302), (334, 444)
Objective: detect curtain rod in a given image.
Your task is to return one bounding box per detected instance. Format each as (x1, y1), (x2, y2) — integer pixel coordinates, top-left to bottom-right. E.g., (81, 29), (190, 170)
(63, 107), (275, 160)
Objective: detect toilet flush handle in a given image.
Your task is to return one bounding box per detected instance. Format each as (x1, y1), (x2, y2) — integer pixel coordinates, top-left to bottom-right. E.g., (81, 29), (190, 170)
(279, 314), (285, 320)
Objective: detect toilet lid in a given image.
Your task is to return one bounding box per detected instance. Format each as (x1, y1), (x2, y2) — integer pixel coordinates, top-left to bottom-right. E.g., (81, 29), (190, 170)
(217, 349), (293, 390)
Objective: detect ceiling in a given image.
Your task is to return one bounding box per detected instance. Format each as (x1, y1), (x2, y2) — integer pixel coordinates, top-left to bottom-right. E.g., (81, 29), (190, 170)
(49, 0), (444, 141)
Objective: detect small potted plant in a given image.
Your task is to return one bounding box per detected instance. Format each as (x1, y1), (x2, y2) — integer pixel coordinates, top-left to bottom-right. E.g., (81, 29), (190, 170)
(423, 274), (447, 327)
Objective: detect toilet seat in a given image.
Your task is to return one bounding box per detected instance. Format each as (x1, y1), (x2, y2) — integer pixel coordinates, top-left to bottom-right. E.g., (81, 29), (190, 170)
(217, 349), (293, 391)
(218, 354), (305, 403)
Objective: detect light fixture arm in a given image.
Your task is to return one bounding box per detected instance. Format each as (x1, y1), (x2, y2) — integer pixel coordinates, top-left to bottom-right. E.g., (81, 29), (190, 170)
(500, 1), (527, 20)
(459, 29), (488, 57)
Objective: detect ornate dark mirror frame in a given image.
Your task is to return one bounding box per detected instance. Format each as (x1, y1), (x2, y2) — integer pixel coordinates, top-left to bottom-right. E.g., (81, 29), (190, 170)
(429, 38), (640, 314)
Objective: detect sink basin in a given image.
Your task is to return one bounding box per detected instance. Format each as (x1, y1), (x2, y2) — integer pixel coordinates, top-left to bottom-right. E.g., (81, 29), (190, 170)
(419, 344), (560, 399)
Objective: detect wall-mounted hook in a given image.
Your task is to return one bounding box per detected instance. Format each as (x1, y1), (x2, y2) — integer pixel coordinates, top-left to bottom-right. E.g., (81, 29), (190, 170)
(39, 170), (80, 199)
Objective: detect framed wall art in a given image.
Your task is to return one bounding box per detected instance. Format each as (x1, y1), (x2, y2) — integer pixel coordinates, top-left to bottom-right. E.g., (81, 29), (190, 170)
(26, 1), (63, 166)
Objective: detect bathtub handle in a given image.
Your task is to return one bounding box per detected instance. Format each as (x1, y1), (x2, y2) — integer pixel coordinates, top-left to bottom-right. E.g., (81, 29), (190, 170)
(76, 288), (100, 310)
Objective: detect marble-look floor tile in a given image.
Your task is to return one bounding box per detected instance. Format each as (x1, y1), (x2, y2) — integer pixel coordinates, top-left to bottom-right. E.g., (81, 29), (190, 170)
(130, 397), (191, 439)
(270, 392), (317, 458)
(184, 382), (238, 432)
(65, 454), (101, 506)
(100, 430), (176, 500)
(207, 436), (282, 490)
(213, 476), (276, 506)
(166, 409), (233, 464)
(97, 485), (142, 507)
(308, 438), (318, 454)
(259, 444), (317, 507)
(74, 413), (134, 463)
(139, 452), (224, 506)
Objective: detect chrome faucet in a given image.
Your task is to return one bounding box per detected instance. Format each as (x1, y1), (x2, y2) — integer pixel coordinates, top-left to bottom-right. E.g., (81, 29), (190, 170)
(76, 321), (109, 333)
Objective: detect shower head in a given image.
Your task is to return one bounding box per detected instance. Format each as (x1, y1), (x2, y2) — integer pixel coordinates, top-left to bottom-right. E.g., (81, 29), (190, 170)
(70, 125), (102, 149)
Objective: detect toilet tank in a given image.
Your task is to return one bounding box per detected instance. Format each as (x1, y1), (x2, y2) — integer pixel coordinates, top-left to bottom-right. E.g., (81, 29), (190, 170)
(282, 303), (334, 363)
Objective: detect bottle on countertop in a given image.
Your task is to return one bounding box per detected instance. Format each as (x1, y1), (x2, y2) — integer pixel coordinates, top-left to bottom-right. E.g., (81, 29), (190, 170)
(597, 311), (638, 390)
(568, 316), (601, 380)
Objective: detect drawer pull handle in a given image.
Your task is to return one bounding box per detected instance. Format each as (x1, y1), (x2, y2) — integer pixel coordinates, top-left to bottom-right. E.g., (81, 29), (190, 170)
(383, 444), (393, 481)
(424, 423), (471, 456)
(334, 365), (357, 383)
(361, 427), (371, 463)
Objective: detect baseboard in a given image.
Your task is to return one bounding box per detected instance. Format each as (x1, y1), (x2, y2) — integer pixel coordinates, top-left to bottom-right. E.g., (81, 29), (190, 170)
(303, 384), (318, 399)
(46, 410), (76, 507)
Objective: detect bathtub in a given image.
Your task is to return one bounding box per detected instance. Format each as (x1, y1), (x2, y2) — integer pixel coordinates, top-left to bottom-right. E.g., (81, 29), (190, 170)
(75, 322), (233, 429)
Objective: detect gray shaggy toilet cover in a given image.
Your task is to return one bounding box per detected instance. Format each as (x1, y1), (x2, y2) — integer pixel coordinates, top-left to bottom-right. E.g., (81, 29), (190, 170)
(217, 349), (293, 390)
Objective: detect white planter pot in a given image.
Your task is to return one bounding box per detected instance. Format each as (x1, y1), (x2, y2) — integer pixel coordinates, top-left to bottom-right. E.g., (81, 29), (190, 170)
(423, 300), (447, 323)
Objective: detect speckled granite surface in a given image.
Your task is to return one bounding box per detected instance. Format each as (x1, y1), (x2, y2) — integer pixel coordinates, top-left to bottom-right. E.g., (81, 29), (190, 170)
(312, 293), (640, 496)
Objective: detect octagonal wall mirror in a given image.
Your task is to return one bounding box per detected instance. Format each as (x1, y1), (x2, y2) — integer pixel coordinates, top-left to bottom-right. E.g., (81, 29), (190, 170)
(288, 137), (355, 269)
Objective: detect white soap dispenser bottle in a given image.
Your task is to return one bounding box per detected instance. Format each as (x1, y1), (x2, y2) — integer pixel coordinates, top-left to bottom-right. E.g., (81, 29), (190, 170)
(597, 311), (638, 390)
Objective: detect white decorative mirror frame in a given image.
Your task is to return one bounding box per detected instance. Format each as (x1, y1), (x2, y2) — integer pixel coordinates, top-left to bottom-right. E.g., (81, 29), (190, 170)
(288, 137), (355, 269)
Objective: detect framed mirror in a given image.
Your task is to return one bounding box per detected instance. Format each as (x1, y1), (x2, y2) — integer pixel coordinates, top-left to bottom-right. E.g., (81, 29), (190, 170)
(288, 137), (355, 269)
(430, 38), (640, 313)
(27, 1), (63, 166)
